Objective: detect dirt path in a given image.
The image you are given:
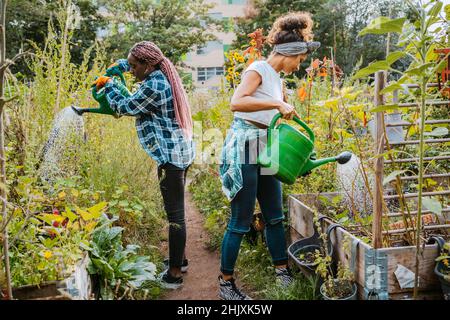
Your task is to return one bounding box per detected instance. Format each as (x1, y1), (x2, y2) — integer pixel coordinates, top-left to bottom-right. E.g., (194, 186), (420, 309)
(162, 188), (221, 300)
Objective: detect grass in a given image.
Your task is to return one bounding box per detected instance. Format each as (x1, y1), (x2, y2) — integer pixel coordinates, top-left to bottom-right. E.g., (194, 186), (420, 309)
(235, 239), (319, 300)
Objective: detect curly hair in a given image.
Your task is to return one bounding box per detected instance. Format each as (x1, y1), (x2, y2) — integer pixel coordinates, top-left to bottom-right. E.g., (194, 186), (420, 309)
(267, 12), (314, 45)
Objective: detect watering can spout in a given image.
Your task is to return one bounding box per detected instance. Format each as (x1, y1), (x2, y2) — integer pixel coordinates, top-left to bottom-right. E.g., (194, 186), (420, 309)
(71, 105), (86, 116)
(335, 151), (353, 164)
(301, 151), (353, 175)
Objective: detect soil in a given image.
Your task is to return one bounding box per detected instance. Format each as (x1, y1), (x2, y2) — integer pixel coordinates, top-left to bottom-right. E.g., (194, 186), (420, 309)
(161, 185), (221, 300)
(296, 251), (316, 265)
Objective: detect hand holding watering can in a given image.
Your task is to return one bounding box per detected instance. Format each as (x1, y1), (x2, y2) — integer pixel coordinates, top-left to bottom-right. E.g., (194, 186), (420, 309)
(278, 101), (301, 120)
(72, 63), (131, 117)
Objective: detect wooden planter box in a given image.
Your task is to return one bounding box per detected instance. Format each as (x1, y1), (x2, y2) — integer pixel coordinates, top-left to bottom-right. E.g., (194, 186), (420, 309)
(10, 253), (92, 300)
(288, 193), (443, 300)
(12, 281), (71, 300)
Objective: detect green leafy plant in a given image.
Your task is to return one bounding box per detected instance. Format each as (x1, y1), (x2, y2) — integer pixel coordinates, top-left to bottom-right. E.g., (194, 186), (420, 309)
(81, 216), (157, 300)
(312, 212), (356, 300)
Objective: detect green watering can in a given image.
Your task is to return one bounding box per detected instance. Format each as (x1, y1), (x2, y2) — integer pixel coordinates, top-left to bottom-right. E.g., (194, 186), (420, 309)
(71, 69), (131, 117)
(257, 113), (352, 185)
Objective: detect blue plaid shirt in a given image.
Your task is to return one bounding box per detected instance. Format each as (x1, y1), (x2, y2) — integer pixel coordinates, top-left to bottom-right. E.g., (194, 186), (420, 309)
(104, 59), (195, 169)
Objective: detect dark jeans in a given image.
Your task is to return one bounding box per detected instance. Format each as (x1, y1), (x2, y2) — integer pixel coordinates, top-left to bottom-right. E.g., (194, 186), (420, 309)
(158, 163), (189, 269)
(220, 141), (287, 276)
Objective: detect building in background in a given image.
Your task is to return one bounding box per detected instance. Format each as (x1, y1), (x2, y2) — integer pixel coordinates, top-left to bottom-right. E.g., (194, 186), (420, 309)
(184, 0), (249, 90)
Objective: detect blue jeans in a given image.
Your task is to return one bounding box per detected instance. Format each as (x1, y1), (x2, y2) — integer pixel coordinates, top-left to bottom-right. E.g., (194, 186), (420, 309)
(220, 142), (287, 275)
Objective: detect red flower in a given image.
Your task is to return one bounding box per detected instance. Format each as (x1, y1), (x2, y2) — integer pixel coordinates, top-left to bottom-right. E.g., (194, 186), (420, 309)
(53, 208), (60, 215)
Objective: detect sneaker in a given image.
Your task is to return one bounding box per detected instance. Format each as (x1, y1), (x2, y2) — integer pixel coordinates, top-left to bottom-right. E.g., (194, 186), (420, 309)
(163, 258), (189, 273)
(275, 267), (294, 288)
(159, 269), (183, 289)
(218, 276), (252, 300)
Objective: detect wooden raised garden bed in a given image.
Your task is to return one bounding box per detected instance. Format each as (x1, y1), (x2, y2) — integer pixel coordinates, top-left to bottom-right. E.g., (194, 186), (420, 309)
(9, 253), (92, 300)
(288, 193), (443, 300)
(288, 71), (449, 300)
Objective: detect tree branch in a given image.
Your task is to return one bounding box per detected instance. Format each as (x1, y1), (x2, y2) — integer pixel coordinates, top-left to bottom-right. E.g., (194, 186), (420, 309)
(0, 51), (32, 71)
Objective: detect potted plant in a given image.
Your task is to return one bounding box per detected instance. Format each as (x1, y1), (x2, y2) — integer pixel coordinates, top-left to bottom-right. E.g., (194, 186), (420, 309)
(288, 216), (332, 279)
(314, 231), (357, 300)
(319, 262), (357, 300)
(430, 236), (450, 300)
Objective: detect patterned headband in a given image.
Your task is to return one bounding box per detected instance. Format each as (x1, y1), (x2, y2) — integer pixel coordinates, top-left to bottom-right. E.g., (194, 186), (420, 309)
(273, 41), (321, 56)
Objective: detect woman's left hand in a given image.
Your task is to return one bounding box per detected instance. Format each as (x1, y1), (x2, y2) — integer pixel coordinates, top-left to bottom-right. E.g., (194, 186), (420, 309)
(278, 101), (299, 120)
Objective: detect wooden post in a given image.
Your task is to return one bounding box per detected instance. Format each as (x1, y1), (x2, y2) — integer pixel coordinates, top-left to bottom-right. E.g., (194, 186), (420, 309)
(372, 71), (385, 249)
(0, 0), (12, 299)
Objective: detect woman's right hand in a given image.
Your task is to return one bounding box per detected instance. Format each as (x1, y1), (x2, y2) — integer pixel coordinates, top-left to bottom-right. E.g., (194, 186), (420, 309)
(277, 101), (300, 120)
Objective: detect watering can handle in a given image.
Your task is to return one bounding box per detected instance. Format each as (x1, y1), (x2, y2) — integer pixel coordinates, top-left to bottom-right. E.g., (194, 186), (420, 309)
(106, 69), (126, 85)
(268, 113), (315, 144)
(92, 71), (127, 101)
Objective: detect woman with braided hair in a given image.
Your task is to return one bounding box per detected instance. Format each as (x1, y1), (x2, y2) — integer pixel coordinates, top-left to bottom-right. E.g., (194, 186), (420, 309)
(218, 12), (320, 300)
(94, 41), (195, 289)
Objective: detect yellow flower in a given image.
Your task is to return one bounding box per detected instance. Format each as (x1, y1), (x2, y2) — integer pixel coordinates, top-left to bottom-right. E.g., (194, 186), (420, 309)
(43, 250), (53, 259)
(227, 67), (235, 73)
(235, 72), (240, 77)
(250, 39), (257, 46)
(444, 259), (449, 267)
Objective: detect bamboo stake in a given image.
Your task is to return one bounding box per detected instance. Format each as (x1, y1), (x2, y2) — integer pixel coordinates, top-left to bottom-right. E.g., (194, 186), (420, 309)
(385, 155), (450, 164)
(384, 224), (450, 235)
(384, 189), (450, 200)
(372, 71), (385, 249)
(0, 0), (12, 300)
(388, 207), (450, 218)
(386, 119), (450, 127)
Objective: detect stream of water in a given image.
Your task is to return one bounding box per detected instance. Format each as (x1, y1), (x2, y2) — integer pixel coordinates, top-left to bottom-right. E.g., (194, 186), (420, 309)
(39, 106), (85, 184)
(336, 153), (373, 218)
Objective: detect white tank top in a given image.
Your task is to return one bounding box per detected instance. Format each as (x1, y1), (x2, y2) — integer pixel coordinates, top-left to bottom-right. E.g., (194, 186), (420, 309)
(233, 60), (283, 126)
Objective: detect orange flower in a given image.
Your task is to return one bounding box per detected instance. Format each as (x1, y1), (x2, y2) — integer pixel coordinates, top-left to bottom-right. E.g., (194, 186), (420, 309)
(318, 67), (328, 77)
(312, 58), (320, 69)
(297, 87), (307, 102)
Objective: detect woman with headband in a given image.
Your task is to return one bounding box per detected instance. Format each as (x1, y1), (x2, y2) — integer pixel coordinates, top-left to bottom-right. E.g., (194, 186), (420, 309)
(218, 12), (320, 300)
(93, 41), (195, 289)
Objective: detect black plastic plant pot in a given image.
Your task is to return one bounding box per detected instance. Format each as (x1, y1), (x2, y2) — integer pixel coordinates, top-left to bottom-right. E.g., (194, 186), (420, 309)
(290, 243), (321, 273)
(320, 279), (357, 300)
(428, 236), (450, 301)
(434, 261), (450, 301)
(287, 220), (338, 281)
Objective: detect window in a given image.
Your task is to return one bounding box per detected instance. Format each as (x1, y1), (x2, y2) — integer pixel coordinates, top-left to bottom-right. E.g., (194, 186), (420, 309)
(224, 0), (247, 4)
(197, 67), (224, 82)
(209, 12), (223, 21)
(196, 41), (223, 55)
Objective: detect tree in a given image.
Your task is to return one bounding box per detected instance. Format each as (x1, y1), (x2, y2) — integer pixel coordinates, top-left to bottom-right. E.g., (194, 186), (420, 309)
(233, 0), (406, 75)
(7, 0), (107, 78)
(0, 0), (21, 300)
(98, 0), (218, 65)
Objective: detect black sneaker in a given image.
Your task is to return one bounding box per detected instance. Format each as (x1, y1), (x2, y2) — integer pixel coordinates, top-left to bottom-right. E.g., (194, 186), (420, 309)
(218, 276), (252, 300)
(163, 258), (189, 273)
(275, 267), (294, 288)
(159, 269), (183, 289)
